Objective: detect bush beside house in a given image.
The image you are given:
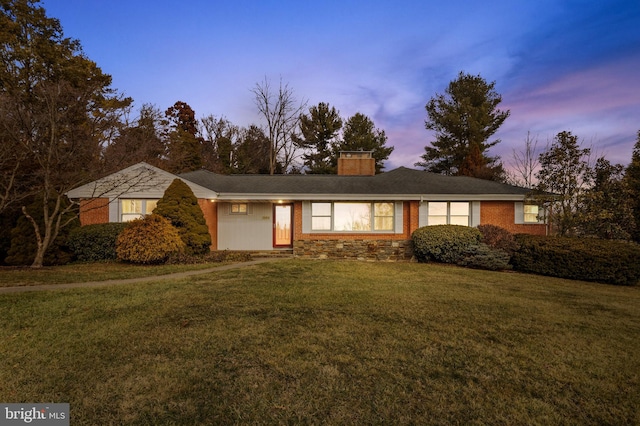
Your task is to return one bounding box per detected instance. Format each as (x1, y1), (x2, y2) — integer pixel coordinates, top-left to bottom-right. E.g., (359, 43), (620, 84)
(412, 225), (482, 264)
(68, 223), (128, 262)
(153, 179), (211, 255)
(116, 214), (185, 264)
(412, 225), (639, 284)
(511, 235), (640, 286)
(412, 225), (513, 271)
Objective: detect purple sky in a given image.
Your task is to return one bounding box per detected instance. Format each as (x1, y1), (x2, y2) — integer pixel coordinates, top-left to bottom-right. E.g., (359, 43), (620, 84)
(43, 0), (640, 171)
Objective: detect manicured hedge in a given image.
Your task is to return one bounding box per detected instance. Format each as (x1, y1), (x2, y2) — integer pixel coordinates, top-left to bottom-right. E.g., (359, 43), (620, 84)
(412, 225), (481, 264)
(68, 223), (129, 262)
(511, 235), (640, 286)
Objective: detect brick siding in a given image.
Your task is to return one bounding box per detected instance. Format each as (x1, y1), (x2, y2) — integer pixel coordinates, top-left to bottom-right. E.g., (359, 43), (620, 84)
(79, 198), (109, 225)
(480, 201), (547, 235)
(197, 199), (218, 250)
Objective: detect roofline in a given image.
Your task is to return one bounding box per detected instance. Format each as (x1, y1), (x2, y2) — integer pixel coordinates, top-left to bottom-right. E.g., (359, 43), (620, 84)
(66, 162), (218, 199)
(210, 193), (528, 202)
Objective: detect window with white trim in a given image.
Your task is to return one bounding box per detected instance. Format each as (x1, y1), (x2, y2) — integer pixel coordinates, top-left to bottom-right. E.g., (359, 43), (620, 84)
(427, 202), (470, 226)
(524, 204), (539, 223)
(121, 199), (158, 222)
(311, 202), (332, 230)
(311, 202), (394, 232)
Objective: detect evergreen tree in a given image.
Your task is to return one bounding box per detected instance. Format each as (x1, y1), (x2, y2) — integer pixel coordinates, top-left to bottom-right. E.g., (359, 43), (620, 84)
(335, 113), (393, 173)
(293, 102), (343, 174)
(417, 72), (509, 181)
(626, 131), (640, 242)
(153, 179), (211, 255)
(536, 131), (590, 236)
(164, 101), (203, 173)
(579, 157), (635, 240)
(234, 125), (273, 174)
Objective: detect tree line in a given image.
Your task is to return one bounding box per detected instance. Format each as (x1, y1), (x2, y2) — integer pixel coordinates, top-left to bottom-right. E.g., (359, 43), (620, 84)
(103, 95), (394, 177)
(1, 0), (639, 268)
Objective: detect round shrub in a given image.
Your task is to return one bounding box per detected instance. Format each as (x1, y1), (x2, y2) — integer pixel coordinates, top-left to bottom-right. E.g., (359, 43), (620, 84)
(412, 225), (481, 263)
(116, 214), (185, 264)
(477, 224), (520, 256)
(153, 179), (211, 255)
(68, 223), (128, 261)
(458, 243), (513, 271)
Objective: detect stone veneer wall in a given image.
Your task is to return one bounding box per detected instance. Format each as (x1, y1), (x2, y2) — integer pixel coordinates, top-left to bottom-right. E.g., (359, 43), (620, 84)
(294, 239), (413, 261)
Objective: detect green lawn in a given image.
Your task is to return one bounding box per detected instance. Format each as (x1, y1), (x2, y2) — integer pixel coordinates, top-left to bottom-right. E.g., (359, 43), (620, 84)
(0, 262), (226, 287)
(1, 260), (638, 425)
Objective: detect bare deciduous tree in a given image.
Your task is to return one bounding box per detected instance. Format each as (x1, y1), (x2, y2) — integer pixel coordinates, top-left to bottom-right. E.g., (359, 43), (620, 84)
(508, 131), (540, 188)
(252, 77), (306, 174)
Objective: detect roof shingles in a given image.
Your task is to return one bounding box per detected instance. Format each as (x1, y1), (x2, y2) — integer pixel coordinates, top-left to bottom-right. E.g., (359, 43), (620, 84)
(179, 167), (532, 197)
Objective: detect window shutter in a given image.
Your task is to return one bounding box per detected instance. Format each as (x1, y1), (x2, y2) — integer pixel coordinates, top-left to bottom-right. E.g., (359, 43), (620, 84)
(471, 201), (481, 227)
(394, 202), (403, 233)
(418, 202), (428, 227)
(109, 198), (118, 222)
(514, 202), (524, 224)
(302, 201), (311, 233)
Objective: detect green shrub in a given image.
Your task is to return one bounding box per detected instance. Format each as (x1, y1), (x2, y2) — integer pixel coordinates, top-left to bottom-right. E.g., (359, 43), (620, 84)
(116, 214), (185, 264)
(458, 243), (512, 271)
(478, 224), (520, 255)
(154, 179), (211, 255)
(5, 197), (79, 266)
(512, 235), (640, 286)
(68, 223), (128, 262)
(412, 225), (481, 264)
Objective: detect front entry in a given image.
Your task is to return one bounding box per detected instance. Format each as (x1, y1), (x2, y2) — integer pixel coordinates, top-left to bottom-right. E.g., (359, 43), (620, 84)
(273, 204), (293, 247)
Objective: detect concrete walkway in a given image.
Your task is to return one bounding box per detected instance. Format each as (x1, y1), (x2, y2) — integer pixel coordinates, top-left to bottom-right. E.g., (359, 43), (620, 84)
(0, 258), (284, 294)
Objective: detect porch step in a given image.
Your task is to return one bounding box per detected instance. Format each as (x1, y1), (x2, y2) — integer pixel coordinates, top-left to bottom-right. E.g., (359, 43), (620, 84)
(249, 250), (294, 258)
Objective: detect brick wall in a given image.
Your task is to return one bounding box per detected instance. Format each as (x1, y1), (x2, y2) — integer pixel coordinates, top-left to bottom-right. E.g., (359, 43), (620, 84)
(337, 157), (376, 176)
(79, 198), (109, 225)
(480, 201), (547, 235)
(198, 199), (218, 250)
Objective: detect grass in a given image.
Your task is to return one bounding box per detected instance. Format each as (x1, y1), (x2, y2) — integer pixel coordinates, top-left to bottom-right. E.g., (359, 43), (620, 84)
(1, 259), (639, 425)
(0, 262), (227, 287)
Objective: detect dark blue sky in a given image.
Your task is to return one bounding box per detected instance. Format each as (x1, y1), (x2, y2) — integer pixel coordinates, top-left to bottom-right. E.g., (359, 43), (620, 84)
(43, 0), (640, 170)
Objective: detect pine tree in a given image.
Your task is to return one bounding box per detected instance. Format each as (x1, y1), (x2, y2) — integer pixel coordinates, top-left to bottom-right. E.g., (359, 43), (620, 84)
(153, 179), (211, 255)
(164, 101), (203, 173)
(293, 102), (343, 174)
(417, 72), (508, 181)
(335, 113), (393, 173)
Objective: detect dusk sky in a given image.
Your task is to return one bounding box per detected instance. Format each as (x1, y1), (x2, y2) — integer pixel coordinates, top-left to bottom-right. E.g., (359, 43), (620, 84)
(42, 0), (639, 171)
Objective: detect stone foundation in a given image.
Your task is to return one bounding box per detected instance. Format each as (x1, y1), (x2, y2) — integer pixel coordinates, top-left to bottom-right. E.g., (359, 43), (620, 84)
(293, 239), (414, 261)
